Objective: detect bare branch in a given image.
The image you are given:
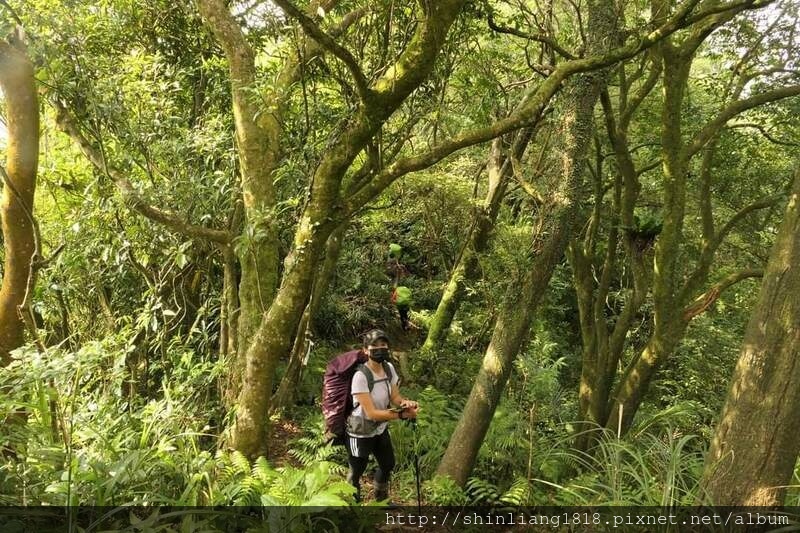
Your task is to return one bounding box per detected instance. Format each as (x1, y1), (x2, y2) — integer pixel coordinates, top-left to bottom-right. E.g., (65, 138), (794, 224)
(715, 192), (786, 246)
(341, 0), (766, 215)
(620, 56), (661, 128)
(679, 0), (776, 56)
(272, 0), (370, 102)
(680, 191), (784, 302)
(727, 122), (800, 147)
(682, 268), (763, 320)
(487, 12), (576, 59)
(689, 84), (800, 156)
(636, 159), (661, 176)
(511, 166), (548, 204)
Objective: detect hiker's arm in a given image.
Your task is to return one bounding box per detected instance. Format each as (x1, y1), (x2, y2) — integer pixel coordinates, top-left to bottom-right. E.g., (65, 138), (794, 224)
(390, 384), (418, 410)
(353, 392), (403, 421)
(389, 384), (409, 406)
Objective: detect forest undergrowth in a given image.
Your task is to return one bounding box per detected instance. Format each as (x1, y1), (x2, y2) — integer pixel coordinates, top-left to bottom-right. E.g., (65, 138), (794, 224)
(6, 328), (796, 510)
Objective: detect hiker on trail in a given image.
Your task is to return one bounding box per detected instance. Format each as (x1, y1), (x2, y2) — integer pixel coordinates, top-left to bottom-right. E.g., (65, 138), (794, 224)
(385, 243), (408, 281)
(386, 244), (413, 331)
(345, 329), (418, 503)
(391, 285), (413, 331)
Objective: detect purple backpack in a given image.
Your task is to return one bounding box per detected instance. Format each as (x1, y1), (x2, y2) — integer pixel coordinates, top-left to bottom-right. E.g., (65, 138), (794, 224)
(322, 349), (367, 445)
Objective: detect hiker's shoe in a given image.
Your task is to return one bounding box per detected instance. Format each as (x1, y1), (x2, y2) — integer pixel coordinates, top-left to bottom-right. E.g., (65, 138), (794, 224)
(347, 472), (361, 503)
(372, 481), (395, 507)
(373, 481), (390, 504)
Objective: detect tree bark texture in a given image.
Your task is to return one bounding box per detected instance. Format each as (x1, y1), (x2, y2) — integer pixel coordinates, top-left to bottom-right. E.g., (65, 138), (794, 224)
(228, 0), (468, 457)
(700, 170), (800, 506)
(601, 2), (792, 431)
(271, 221), (348, 412)
(605, 27), (699, 434)
(568, 71), (659, 451)
(0, 35), (39, 366)
(197, 0), (281, 395)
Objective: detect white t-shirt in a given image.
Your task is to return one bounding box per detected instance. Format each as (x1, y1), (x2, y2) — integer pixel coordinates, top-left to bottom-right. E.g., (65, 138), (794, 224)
(347, 362), (399, 437)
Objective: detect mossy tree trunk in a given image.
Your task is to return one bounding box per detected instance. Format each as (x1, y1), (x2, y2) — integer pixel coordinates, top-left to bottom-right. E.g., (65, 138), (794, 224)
(198, 0), (288, 403)
(0, 33), (39, 366)
(228, 0), (469, 457)
(700, 168), (800, 506)
(271, 221), (348, 412)
(423, 130), (533, 351)
(568, 72), (657, 448)
(435, 0), (620, 485)
(603, 0), (798, 435)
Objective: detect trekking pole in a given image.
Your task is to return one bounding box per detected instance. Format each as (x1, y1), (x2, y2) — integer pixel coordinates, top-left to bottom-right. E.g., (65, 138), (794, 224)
(411, 418), (421, 515)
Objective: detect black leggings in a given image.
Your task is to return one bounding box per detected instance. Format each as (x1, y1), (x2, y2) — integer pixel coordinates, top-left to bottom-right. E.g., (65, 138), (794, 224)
(346, 429), (396, 488)
(397, 305), (410, 330)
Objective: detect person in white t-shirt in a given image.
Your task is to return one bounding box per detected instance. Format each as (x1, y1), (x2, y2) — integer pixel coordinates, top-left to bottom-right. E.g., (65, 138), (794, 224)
(345, 329), (418, 503)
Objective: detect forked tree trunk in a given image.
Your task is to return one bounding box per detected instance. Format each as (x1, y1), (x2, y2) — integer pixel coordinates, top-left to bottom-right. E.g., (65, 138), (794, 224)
(605, 319), (688, 432)
(597, 0), (798, 436)
(700, 170), (800, 506)
(230, 215), (332, 455)
(436, 1), (618, 483)
(227, 0), (468, 457)
(570, 81), (656, 451)
(0, 34), (38, 366)
(198, 0), (281, 403)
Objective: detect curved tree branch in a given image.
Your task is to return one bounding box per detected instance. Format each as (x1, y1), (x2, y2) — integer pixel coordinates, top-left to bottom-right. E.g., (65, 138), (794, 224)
(727, 122), (800, 147)
(714, 192), (786, 247)
(688, 84), (800, 157)
(53, 101), (232, 244)
(682, 268), (763, 320)
(487, 12), (576, 60)
(680, 191), (784, 302)
(343, 0), (737, 215)
(272, 0), (370, 102)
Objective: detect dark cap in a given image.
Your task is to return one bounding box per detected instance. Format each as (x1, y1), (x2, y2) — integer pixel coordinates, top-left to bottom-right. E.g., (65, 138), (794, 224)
(363, 329), (390, 347)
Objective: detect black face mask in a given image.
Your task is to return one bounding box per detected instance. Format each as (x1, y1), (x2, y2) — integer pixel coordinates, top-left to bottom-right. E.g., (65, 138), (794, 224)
(369, 347), (390, 363)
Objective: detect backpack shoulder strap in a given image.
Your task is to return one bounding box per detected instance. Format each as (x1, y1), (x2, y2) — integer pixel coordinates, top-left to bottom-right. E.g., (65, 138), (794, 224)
(356, 364), (375, 392)
(382, 361), (394, 384)
(356, 363), (394, 391)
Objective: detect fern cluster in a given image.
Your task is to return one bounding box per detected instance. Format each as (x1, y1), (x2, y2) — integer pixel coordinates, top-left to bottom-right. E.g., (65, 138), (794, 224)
(288, 415), (346, 474)
(208, 452), (354, 507)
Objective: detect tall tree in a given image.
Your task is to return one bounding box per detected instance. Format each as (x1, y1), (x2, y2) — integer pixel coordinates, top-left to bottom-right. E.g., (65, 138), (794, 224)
(197, 0), (367, 404)
(700, 167), (800, 506)
(436, 0), (620, 486)
(567, 58), (659, 448)
(605, 0), (800, 434)
(0, 29), (38, 366)
(228, 0), (471, 456)
(197, 0), (283, 384)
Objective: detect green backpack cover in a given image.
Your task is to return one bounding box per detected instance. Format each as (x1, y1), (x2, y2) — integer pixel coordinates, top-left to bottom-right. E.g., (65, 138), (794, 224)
(394, 286), (412, 307)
